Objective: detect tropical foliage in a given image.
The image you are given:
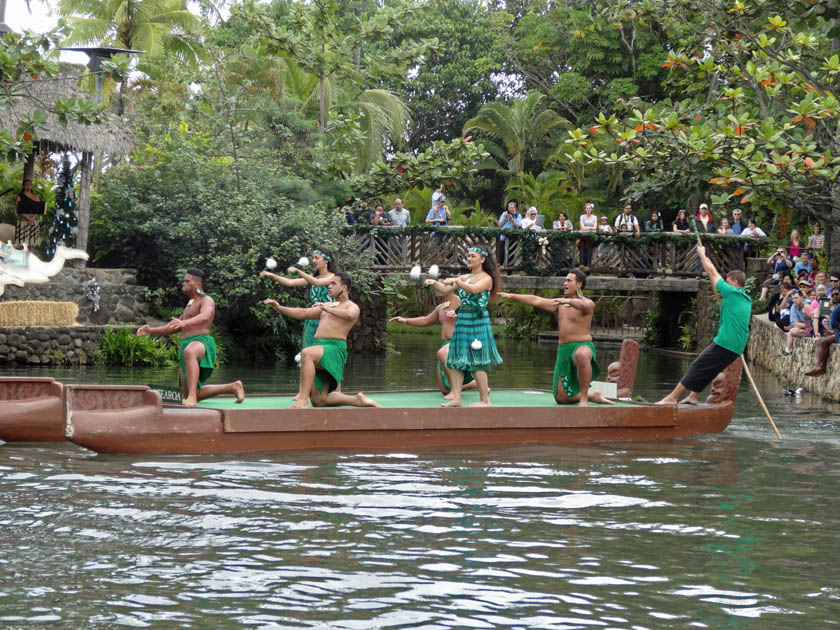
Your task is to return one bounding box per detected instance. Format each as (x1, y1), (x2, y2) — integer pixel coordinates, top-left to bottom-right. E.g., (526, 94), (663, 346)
(1, 0), (837, 358)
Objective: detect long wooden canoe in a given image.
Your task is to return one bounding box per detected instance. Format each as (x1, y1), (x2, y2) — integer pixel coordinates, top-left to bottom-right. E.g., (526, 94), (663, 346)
(53, 359), (741, 455)
(1, 341), (742, 454)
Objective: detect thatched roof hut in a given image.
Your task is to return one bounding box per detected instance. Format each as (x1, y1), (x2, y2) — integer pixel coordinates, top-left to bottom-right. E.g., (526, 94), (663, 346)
(0, 75), (135, 156)
(0, 73), (135, 259)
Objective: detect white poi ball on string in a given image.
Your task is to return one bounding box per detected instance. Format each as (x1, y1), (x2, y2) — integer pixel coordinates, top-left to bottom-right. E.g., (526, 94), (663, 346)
(429, 264), (440, 278)
(471, 339), (483, 350)
(294, 353), (302, 364)
(265, 257), (278, 270)
(409, 264), (422, 281)
(297, 256), (310, 267)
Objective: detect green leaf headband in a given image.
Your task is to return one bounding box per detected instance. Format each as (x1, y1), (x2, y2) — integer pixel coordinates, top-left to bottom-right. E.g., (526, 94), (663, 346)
(469, 247), (488, 257)
(313, 249), (330, 261)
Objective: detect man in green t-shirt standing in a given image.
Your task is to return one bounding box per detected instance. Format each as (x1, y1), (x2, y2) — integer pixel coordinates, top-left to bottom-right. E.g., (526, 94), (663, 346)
(656, 245), (752, 405)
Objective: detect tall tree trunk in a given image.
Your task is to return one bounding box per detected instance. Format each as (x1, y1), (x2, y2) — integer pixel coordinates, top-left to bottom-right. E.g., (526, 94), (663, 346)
(319, 75), (326, 132)
(353, 0), (366, 69)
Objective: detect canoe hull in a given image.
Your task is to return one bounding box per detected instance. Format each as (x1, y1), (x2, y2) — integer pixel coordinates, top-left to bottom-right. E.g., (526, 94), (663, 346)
(2, 356), (742, 454)
(62, 386), (736, 454)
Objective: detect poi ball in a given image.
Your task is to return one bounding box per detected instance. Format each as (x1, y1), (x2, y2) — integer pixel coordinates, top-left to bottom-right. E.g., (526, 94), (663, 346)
(409, 264), (422, 281)
(429, 264), (440, 278)
(265, 257), (278, 270)
(471, 339), (483, 350)
(298, 256), (310, 267)
(294, 353), (302, 364)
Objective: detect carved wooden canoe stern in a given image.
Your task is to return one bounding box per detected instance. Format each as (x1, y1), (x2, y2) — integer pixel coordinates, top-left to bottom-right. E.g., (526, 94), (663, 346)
(0, 377), (65, 442)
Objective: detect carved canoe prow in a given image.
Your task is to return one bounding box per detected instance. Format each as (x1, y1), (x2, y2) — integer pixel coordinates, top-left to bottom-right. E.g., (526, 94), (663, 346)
(606, 339), (640, 399)
(705, 358), (744, 405)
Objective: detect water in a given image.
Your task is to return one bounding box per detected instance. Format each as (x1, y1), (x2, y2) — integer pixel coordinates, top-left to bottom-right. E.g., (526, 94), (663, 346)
(1, 337), (839, 628)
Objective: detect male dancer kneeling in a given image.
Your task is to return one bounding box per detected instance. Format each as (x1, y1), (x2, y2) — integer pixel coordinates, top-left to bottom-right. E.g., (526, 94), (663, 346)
(501, 270), (613, 407)
(263, 272), (379, 409)
(389, 289), (477, 399)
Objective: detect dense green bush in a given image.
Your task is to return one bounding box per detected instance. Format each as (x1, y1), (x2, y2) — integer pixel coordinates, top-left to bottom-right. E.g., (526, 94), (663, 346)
(90, 127), (375, 361)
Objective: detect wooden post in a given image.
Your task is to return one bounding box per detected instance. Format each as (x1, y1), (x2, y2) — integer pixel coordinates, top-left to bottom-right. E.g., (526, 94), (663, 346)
(74, 150), (92, 268)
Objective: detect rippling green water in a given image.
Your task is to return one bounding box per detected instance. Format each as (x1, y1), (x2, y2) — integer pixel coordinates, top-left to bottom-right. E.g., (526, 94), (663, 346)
(1, 337), (839, 628)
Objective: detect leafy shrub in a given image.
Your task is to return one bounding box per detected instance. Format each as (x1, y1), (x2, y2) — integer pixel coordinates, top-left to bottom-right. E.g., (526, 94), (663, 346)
(98, 328), (178, 367)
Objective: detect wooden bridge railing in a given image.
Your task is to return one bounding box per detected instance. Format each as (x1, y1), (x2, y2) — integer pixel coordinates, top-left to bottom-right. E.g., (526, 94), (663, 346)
(348, 226), (757, 277)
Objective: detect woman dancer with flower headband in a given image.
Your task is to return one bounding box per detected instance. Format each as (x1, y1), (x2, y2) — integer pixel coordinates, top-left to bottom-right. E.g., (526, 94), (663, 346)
(261, 248), (338, 347)
(424, 246), (502, 407)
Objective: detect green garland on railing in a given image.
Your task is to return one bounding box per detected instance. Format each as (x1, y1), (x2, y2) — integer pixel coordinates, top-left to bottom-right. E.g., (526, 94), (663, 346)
(344, 224), (760, 246)
(345, 225), (758, 275)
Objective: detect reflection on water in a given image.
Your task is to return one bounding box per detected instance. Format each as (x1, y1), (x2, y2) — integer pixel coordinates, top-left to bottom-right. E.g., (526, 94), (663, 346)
(1, 337), (839, 628)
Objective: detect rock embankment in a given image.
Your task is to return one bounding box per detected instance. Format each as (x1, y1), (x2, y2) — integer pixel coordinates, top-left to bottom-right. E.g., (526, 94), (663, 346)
(747, 314), (840, 402)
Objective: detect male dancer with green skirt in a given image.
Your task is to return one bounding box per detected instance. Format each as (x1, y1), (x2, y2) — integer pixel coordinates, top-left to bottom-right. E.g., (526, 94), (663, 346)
(263, 272), (379, 409)
(137, 268), (245, 407)
(389, 289), (476, 399)
(500, 270), (614, 407)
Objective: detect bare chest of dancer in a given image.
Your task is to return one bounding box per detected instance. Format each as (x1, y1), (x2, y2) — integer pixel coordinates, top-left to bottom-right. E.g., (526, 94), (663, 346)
(438, 301), (458, 340)
(555, 303), (594, 345)
(180, 297), (213, 338)
(314, 302), (359, 339)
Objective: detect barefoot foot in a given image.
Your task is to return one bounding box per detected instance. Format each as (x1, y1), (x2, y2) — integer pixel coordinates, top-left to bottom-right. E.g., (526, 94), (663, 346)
(468, 400), (491, 408)
(441, 399), (462, 408)
(183, 396), (197, 408)
(588, 391), (615, 405)
(655, 397), (678, 406)
(356, 393), (380, 408)
(443, 392), (455, 400)
(233, 380), (245, 403)
(289, 400), (309, 409)
(679, 395), (699, 405)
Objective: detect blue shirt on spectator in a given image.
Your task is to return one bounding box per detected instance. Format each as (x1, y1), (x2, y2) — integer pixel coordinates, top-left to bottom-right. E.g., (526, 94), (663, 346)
(730, 218), (745, 235)
(789, 303), (807, 325)
(771, 257), (791, 275)
(831, 303), (840, 343)
(794, 261), (812, 276)
(498, 210), (522, 241)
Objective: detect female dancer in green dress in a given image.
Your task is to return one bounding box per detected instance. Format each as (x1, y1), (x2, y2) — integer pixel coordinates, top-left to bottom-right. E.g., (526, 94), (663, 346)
(260, 247), (337, 348)
(424, 246), (502, 407)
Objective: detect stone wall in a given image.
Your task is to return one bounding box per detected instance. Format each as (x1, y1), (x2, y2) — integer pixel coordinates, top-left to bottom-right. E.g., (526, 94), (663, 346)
(0, 326), (104, 365)
(0, 268), (149, 325)
(747, 314), (840, 402)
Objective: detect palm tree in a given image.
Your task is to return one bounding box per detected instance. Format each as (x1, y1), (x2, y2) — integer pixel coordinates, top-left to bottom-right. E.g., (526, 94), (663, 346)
(282, 59), (410, 175)
(58, 0), (201, 66)
(463, 91), (568, 174)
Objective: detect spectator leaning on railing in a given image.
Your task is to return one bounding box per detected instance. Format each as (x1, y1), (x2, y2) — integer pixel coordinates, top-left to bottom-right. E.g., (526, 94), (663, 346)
(730, 210), (745, 235)
(644, 211), (664, 232)
(497, 201), (522, 263)
(614, 203), (641, 237)
(388, 199), (410, 227)
(695, 203), (716, 233)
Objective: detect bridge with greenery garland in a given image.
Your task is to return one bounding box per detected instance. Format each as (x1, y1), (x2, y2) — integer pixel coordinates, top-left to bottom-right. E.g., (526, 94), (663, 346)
(349, 225), (756, 284)
(350, 226), (761, 344)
